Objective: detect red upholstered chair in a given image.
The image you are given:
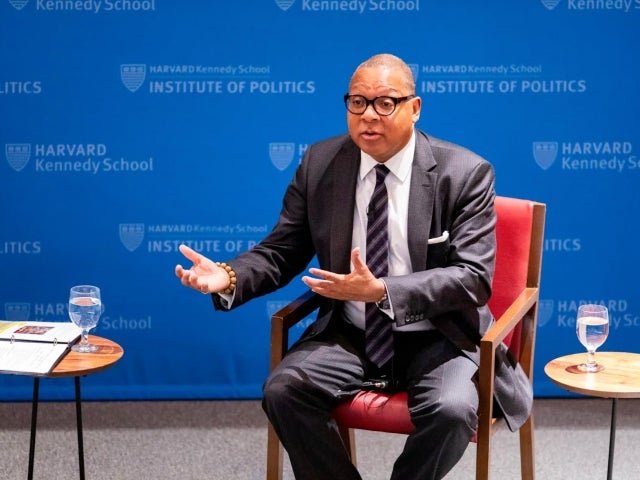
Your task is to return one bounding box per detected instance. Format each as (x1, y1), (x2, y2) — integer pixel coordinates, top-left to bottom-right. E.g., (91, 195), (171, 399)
(266, 196), (546, 480)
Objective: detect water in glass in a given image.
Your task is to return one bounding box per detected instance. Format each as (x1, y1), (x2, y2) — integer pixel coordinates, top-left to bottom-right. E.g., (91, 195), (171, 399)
(68, 285), (102, 353)
(575, 304), (609, 372)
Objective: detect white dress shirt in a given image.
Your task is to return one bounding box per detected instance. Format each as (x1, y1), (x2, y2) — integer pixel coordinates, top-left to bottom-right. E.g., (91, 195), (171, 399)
(343, 131), (433, 331)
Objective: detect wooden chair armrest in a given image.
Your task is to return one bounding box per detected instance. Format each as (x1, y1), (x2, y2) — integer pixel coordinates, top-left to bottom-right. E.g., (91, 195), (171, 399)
(269, 290), (321, 371)
(273, 290), (321, 330)
(481, 287), (539, 349)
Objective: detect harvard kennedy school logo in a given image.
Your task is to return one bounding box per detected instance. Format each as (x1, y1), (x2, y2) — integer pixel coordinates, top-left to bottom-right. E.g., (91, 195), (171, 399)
(8, 0), (30, 10)
(537, 299), (555, 327)
(5, 302), (30, 321)
(5, 143), (31, 172)
(274, 0), (295, 11)
(269, 143), (295, 171)
(532, 141), (558, 170)
(119, 224), (145, 251)
(121, 64), (146, 92)
(540, 0), (562, 9)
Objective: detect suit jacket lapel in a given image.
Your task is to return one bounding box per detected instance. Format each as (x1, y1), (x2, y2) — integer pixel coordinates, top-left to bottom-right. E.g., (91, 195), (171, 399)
(409, 132), (481, 357)
(330, 141), (360, 272)
(407, 131), (438, 272)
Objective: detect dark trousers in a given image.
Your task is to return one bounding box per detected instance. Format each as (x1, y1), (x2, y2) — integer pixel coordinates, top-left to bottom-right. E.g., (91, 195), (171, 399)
(262, 320), (479, 480)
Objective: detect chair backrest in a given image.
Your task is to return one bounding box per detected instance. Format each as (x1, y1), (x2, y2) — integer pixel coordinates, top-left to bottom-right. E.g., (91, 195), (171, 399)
(489, 196), (544, 357)
(328, 195), (545, 436)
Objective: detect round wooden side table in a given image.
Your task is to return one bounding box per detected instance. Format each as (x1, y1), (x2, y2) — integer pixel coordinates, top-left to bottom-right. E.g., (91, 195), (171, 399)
(27, 335), (124, 480)
(544, 352), (640, 480)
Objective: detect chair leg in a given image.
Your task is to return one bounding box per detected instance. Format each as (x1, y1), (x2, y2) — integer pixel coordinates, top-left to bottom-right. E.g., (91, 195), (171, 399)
(266, 424), (284, 480)
(519, 415), (535, 480)
(338, 426), (357, 467)
(475, 425), (492, 480)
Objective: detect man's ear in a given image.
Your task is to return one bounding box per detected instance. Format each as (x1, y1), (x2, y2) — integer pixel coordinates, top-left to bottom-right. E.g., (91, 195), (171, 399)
(411, 96), (422, 122)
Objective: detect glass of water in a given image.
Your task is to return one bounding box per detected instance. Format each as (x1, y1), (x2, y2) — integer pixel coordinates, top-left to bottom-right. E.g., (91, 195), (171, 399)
(576, 304), (609, 372)
(68, 285), (102, 353)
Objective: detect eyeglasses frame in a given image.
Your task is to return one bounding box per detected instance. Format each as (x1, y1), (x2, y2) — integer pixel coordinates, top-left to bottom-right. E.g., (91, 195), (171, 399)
(343, 94), (417, 116)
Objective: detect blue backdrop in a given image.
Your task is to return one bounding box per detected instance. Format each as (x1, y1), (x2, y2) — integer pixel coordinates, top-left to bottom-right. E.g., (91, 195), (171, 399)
(1, 0), (638, 400)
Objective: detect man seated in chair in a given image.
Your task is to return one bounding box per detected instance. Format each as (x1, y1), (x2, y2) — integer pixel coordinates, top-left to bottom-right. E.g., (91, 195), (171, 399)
(175, 53), (532, 480)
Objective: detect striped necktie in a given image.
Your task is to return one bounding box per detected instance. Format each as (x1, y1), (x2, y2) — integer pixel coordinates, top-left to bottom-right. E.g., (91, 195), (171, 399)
(365, 164), (394, 367)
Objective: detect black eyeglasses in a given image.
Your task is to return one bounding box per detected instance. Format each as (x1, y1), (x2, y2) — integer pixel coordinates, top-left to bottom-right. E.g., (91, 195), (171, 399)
(343, 94), (416, 116)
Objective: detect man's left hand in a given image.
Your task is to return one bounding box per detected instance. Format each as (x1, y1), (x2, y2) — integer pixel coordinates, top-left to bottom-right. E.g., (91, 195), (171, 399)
(301, 248), (385, 302)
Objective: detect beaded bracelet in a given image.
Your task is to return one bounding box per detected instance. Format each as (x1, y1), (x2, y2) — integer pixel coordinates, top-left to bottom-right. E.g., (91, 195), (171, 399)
(215, 262), (237, 294)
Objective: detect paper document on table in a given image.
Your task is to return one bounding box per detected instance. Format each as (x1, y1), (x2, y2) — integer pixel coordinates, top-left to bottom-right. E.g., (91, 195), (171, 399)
(0, 321), (81, 344)
(0, 321), (81, 375)
(0, 341), (71, 375)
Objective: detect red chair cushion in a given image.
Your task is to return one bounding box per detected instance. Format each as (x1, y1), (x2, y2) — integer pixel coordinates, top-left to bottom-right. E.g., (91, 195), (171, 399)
(332, 391), (480, 442)
(332, 391), (413, 434)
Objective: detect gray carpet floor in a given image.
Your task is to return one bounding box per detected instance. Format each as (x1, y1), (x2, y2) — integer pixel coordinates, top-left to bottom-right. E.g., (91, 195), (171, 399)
(1, 397), (639, 479)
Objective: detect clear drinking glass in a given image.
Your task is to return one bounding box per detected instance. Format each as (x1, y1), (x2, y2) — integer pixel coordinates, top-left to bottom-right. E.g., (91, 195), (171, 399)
(576, 304), (609, 372)
(68, 285), (102, 353)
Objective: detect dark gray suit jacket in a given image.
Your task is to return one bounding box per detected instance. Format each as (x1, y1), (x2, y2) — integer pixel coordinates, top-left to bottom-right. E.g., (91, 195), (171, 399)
(219, 129), (532, 432)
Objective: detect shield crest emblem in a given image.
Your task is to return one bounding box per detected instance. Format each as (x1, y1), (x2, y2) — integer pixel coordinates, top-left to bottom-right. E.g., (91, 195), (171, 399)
(120, 64), (146, 92)
(5, 302), (31, 321)
(8, 0), (29, 10)
(269, 143), (295, 171)
(532, 142), (558, 170)
(408, 64), (419, 81)
(540, 0), (562, 10)
(5, 144), (31, 172)
(119, 224), (145, 251)
(537, 299), (555, 328)
(274, 0), (295, 11)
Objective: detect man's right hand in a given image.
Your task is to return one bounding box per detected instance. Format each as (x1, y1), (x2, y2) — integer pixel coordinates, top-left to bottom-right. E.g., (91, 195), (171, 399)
(174, 244), (231, 295)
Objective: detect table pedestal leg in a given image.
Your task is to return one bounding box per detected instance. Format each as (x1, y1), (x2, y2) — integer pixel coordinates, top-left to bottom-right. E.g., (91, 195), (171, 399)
(27, 377), (39, 480)
(607, 398), (617, 480)
(27, 377), (86, 480)
(75, 376), (85, 480)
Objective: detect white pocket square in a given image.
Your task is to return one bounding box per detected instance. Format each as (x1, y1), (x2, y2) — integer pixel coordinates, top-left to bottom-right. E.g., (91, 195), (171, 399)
(427, 231), (449, 245)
